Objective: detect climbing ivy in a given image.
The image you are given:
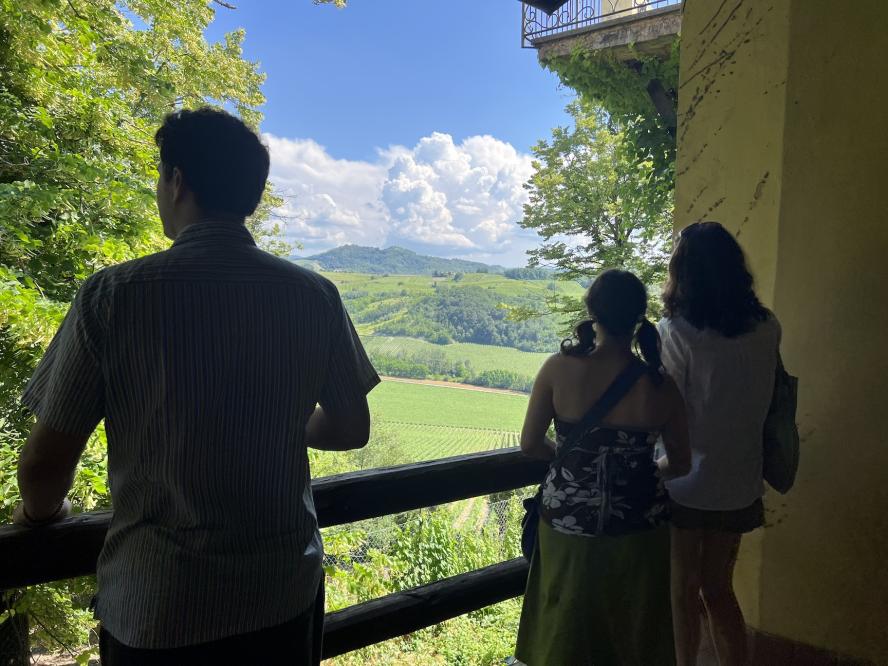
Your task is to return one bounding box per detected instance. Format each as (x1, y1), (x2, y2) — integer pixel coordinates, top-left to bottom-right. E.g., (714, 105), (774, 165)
(513, 39), (680, 327)
(541, 38), (680, 181)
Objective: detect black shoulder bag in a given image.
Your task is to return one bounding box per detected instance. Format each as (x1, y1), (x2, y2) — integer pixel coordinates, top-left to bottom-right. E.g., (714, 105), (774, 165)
(763, 352), (800, 494)
(520, 359), (648, 560)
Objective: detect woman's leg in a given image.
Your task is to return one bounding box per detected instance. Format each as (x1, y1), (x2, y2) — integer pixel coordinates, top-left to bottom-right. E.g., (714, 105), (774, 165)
(670, 525), (704, 666)
(700, 530), (747, 666)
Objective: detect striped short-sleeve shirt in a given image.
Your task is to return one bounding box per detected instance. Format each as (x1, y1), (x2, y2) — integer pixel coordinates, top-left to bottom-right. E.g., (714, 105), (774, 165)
(21, 221), (380, 649)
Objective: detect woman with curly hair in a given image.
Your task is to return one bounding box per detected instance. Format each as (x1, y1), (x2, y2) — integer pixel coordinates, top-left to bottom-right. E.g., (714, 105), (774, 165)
(660, 221), (781, 666)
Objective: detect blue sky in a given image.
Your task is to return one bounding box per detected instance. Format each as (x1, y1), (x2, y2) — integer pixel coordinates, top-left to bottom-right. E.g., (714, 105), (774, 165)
(205, 0), (575, 266)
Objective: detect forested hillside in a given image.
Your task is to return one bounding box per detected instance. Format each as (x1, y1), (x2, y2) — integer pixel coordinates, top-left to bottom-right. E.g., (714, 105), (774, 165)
(323, 271), (583, 353)
(300, 244), (507, 275)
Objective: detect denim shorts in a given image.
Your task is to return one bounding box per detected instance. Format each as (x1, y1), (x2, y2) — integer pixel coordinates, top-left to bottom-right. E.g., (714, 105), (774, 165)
(670, 498), (764, 534)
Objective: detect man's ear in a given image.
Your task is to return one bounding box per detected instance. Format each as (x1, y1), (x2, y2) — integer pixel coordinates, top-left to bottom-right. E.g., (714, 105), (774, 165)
(171, 166), (187, 203)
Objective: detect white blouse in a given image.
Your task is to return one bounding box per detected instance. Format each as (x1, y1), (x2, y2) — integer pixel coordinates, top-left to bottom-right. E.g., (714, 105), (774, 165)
(659, 314), (781, 511)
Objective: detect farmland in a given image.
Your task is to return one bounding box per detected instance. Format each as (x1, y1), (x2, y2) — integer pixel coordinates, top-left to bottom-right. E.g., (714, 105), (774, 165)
(368, 375), (528, 429)
(362, 335), (550, 379)
(311, 270), (559, 466)
(327, 270), (581, 305)
(324, 270), (583, 353)
(365, 379), (528, 464)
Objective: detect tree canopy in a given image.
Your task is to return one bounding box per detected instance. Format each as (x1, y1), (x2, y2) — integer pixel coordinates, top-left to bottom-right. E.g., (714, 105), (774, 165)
(519, 101), (673, 318)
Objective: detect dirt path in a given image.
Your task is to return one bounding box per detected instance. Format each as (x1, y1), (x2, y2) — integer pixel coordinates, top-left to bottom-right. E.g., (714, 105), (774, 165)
(475, 501), (490, 531)
(453, 497), (477, 530)
(379, 375), (527, 396)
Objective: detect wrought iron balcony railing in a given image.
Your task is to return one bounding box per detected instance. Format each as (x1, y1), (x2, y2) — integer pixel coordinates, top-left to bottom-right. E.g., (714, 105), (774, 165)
(522, 0), (682, 48)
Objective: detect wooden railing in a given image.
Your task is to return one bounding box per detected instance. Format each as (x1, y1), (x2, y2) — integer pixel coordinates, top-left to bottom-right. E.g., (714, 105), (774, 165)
(0, 448), (547, 659)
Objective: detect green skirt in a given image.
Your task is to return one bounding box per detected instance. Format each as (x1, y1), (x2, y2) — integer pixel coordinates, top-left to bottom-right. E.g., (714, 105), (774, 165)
(514, 520), (675, 666)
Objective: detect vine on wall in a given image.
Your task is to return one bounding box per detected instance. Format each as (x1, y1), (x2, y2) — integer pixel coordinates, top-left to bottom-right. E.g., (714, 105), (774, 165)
(541, 38), (680, 181)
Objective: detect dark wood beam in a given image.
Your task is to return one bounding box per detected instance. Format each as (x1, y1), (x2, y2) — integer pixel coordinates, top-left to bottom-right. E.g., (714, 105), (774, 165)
(0, 448), (546, 589)
(313, 447), (547, 528)
(322, 558), (529, 659)
(0, 509), (111, 590)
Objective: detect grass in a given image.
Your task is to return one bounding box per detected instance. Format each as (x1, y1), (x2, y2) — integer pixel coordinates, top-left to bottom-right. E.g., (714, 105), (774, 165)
(365, 380), (528, 463)
(326, 270), (582, 301)
(362, 335), (551, 378)
(373, 422), (520, 462)
(368, 380), (527, 430)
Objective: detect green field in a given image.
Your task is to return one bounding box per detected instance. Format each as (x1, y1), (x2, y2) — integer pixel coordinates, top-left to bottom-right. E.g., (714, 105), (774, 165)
(362, 335), (550, 378)
(368, 380), (527, 429)
(314, 268), (567, 464)
(364, 380), (528, 463)
(327, 270), (582, 304)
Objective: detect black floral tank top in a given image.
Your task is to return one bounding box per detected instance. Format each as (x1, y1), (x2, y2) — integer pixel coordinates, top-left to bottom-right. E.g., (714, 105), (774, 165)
(539, 420), (669, 537)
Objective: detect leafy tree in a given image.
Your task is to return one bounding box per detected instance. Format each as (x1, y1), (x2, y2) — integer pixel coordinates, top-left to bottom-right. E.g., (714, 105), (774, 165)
(367, 285), (562, 352)
(519, 101), (673, 318)
(0, 0), (285, 656)
(471, 369), (531, 393)
(503, 267), (552, 281)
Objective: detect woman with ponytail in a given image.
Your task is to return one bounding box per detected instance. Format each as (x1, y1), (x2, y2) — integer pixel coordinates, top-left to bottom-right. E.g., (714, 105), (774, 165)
(660, 222), (780, 666)
(515, 269), (691, 666)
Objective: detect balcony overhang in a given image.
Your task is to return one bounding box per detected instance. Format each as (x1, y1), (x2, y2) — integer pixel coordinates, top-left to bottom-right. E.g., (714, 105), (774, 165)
(528, 3), (682, 64)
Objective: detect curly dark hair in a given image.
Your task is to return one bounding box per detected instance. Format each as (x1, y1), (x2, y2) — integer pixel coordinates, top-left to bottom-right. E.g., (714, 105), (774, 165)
(662, 221), (769, 337)
(154, 107), (269, 219)
(561, 269), (663, 383)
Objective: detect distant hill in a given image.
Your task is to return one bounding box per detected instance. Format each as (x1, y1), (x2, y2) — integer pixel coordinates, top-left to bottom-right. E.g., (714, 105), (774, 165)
(296, 245), (506, 276)
(291, 259), (322, 272)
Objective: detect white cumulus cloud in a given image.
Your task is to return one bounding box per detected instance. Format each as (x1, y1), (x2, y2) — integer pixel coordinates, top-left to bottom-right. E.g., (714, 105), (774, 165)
(264, 131), (537, 266)
(263, 135), (388, 249)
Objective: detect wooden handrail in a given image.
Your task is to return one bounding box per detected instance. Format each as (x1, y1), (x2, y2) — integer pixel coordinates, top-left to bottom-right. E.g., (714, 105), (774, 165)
(313, 447), (545, 527)
(322, 558), (529, 659)
(0, 447), (546, 590)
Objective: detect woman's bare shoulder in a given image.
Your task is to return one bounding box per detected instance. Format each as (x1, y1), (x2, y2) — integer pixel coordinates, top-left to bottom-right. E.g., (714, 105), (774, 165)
(540, 351), (598, 382)
(538, 351), (571, 376)
(530, 352), (560, 382)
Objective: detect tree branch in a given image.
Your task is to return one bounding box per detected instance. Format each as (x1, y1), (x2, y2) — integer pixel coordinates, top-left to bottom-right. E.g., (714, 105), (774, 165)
(65, 0), (88, 21)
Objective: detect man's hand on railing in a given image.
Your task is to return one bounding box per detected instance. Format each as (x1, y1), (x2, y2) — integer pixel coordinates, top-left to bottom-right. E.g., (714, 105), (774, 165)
(12, 497), (72, 528)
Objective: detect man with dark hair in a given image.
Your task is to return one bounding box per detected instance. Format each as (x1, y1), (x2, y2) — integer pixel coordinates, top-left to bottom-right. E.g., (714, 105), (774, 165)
(13, 107), (379, 664)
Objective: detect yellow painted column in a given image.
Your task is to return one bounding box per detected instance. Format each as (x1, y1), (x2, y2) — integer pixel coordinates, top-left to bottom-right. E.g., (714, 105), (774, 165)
(675, 1), (888, 661)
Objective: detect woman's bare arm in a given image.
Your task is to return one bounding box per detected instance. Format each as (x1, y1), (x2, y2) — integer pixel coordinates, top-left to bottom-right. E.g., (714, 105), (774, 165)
(657, 376), (692, 479)
(520, 356), (558, 461)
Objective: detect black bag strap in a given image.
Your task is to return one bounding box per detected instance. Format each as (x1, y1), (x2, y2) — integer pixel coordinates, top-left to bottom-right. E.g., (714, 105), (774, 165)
(553, 358), (648, 466)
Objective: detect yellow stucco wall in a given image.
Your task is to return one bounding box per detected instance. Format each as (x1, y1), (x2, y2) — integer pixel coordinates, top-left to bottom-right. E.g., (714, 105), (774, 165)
(676, 1), (888, 661)
(675, 0), (790, 304)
